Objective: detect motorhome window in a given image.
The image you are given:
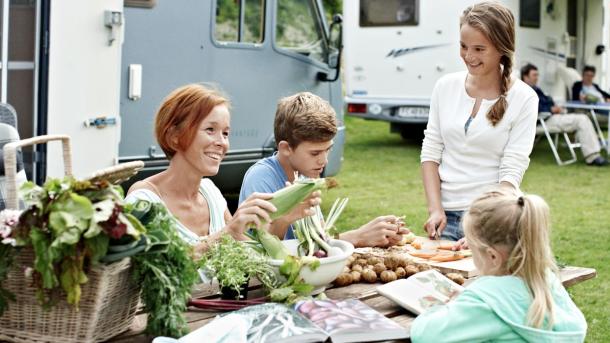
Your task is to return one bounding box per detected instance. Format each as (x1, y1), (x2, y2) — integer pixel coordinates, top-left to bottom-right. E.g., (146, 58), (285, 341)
(125, 0), (156, 8)
(215, 0), (265, 44)
(275, 0), (328, 63)
(519, 0), (540, 28)
(360, 0), (419, 27)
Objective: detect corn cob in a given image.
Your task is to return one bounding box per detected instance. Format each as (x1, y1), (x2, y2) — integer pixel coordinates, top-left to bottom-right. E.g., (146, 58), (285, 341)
(250, 178), (326, 260)
(267, 178), (327, 221)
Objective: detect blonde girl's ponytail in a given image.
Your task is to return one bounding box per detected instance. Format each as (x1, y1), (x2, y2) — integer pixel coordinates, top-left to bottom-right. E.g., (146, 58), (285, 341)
(461, 1), (516, 126)
(464, 189), (557, 328)
(507, 194), (557, 328)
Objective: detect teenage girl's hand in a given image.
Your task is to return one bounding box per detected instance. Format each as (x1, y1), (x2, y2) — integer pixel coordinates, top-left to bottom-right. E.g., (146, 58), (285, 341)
(424, 210), (446, 239)
(225, 192), (277, 238)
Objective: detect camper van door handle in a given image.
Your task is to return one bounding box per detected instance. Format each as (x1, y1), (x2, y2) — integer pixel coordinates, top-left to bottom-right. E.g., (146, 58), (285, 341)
(84, 116), (117, 129)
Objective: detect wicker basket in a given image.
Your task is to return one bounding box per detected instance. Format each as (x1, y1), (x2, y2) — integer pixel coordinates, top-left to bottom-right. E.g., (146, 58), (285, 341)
(0, 135), (144, 342)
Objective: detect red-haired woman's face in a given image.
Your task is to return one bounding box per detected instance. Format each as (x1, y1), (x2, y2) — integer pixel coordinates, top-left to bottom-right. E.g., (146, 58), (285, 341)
(460, 24), (502, 77)
(179, 104), (230, 176)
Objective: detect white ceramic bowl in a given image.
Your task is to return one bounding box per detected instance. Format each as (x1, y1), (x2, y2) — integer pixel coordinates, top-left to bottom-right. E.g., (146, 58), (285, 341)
(268, 239), (354, 294)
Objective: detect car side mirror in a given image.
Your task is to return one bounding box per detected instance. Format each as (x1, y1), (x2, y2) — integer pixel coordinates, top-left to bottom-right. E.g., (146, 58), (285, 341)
(318, 14), (343, 82)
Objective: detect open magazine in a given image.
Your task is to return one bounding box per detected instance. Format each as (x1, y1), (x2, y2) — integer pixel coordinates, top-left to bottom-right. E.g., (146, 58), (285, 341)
(154, 300), (408, 343)
(377, 269), (464, 315)
(294, 298), (409, 343)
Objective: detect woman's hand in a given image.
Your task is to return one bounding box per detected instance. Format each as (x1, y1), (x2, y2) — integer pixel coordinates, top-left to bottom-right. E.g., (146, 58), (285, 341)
(424, 210), (446, 239)
(224, 192), (277, 239)
(341, 215), (408, 248)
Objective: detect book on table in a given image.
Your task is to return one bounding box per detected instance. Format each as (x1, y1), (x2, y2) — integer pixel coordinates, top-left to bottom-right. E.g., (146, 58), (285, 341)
(176, 299), (409, 343)
(294, 298), (409, 343)
(377, 269), (464, 315)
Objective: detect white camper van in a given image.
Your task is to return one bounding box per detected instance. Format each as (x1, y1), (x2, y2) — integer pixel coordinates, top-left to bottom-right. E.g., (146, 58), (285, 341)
(343, 0), (610, 138)
(3, 0), (344, 193)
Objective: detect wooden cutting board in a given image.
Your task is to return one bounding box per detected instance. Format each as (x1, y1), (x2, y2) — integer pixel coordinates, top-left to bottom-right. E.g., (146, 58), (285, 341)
(355, 237), (480, 278)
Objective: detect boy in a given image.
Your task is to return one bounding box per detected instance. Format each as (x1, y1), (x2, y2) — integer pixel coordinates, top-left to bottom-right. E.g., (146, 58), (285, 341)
(239, 92), (406, 247)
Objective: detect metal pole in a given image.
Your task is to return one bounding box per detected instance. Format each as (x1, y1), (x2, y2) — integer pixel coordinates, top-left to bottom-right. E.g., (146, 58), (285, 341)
(1, 0), (9, 103)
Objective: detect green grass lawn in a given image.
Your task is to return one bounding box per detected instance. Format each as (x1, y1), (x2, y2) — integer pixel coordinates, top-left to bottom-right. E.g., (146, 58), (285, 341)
(322, 116), (609, 342)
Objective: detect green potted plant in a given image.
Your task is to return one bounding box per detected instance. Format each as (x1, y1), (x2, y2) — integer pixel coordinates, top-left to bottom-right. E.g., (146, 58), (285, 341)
(200, 234), (277, 300)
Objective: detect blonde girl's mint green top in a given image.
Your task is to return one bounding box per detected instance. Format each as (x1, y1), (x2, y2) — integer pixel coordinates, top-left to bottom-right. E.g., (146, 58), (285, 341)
(125, 178), (227, 245)
(410, 273), (587, 343)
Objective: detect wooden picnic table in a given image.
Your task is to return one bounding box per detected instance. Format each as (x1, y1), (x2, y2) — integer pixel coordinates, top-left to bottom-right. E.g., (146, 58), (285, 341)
(108, 266), (596, 343)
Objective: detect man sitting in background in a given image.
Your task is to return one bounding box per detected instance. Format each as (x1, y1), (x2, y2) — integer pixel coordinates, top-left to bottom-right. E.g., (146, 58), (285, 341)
(572, 65), (610, 103)
(521, 63), (607, 166)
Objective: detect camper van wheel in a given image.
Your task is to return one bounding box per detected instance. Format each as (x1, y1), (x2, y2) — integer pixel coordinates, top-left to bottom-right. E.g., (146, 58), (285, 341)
(398, 125), (425, 141)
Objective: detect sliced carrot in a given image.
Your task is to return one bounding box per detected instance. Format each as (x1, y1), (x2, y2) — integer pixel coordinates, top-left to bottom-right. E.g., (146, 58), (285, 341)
(411, 241), (422, 250)
(409, 250), (438, 259)
(438, 244), (455, 251)
(429, 254), (466, 262)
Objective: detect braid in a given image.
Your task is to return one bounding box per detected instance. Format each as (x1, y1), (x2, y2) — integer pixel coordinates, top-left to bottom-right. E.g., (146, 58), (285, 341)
(486, 55), (512, 126)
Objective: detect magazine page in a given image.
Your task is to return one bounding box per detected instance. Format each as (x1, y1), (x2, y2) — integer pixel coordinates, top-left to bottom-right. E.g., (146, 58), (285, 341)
(377, 269), (464, 315)
(295, 299), (408, 343)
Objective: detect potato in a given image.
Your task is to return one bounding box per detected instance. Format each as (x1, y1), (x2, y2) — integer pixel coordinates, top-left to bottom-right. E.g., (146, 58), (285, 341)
(373, 263), (387, 275)
(397, 255), (410, 268)
(347, 255), (356, 265)
(380, 270), (398, 283)
(417, 263), (432, 272)
(354, 258), (368, 267)
(334, 273), (353, 287)
(405, 265), (419, 277)
(395, 267), (406, 279)
(367, 257), (383, 266)
(384, 255), (401, 270)
(446, 272), (465, 285)
(362, 269), (378, 283)
(350, 271), (362, 283)
(351, 264), (363, 273)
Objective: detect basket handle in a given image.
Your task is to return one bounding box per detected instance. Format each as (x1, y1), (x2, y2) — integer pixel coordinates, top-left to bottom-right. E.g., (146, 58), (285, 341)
(3, 134), (72, 210)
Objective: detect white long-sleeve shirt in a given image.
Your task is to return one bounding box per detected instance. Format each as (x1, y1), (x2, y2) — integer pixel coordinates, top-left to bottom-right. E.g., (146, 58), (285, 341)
(421, 71), (538, 211)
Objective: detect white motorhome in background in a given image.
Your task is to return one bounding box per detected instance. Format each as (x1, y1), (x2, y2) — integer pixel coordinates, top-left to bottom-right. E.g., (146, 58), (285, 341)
(3, 0), (344, 193)
(343, 0), (610, 138)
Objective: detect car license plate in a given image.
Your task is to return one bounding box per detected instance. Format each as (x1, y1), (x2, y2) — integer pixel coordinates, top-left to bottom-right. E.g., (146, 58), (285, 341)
(397, 107), (429, 118)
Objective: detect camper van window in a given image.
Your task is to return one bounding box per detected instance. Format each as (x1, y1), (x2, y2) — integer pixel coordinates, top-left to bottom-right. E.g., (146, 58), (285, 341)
(275, 0), (328, 63)
(519, 0), (541, 28)
(360, 0), (419, 27)
(215, 0), (265, 43)
(125, 0), (156, 8)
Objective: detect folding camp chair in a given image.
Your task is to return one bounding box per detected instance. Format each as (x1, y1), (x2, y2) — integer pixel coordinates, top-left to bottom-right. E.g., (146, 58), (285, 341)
(536, 112), (579, 165)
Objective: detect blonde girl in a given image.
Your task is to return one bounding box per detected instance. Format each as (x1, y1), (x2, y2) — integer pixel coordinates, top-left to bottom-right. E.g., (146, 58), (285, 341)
(411, 188), (587, 342)
(421, 1), (538, 247)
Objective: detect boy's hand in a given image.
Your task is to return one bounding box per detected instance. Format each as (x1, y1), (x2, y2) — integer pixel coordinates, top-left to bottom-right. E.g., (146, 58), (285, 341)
(282, 181), (321, 222)
(341, 215), (406, 248)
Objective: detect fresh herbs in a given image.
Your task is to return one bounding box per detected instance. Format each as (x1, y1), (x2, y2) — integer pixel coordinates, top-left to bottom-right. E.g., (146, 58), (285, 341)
(130, 200), (199, 338)
(11, 177), (141, 308)
(200, 234), (278, 297)
(294, 198), (348, 258)
(269, 255), (319, 304)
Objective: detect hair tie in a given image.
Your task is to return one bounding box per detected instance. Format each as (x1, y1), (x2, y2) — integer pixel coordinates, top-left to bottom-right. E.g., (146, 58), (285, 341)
(517, 196), (525, 206)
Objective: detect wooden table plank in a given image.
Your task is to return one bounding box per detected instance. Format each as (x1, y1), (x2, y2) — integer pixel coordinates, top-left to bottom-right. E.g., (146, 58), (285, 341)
(107, 265), (595, 342)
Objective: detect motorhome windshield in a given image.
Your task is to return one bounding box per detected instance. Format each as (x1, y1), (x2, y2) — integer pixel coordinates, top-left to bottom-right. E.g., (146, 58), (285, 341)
(360, 0), (419, 27)
(275, 0), (328, 63)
